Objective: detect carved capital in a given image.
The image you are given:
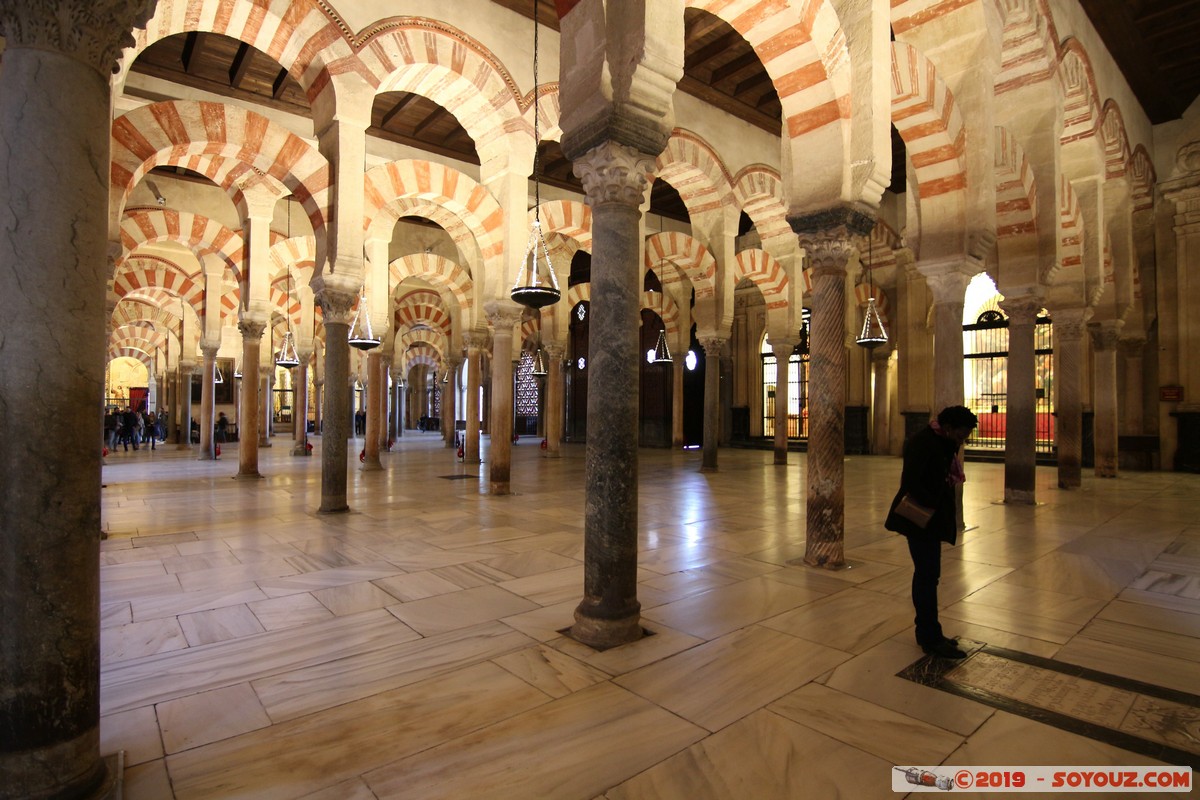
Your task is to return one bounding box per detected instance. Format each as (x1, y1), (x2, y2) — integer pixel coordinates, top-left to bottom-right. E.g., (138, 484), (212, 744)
(0, 0), (158, 76)
(572, 141), (657, 208)
(998, 293), (1044, 325)
(1118, 337), (1147, 357)
(543, 344), (565, 362)
(788, 205), (875, 239)
(801, 232), (855, 277)
(314, 288), (357, 326)
(237, 319), (266, 340)
(1051, 307), (1092, 341)
(1088, 319), (1124, 351)
(199, 340), (221, 358)
(698, 336), (727, 357)
(463, 331), (490, 351)
(484, 299), (524, 335)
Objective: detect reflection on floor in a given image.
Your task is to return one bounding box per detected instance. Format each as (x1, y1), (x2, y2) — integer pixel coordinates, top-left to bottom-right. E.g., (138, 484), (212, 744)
(99, 435), (1200, 799)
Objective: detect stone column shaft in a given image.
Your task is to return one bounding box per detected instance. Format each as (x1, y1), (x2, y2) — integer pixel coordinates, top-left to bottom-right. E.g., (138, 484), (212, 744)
(443, 358), (461, 448)
(259, 367), (273, 447)
(770, 341), (794, 465)
(464, 337), (484, 463)
(672, 358), (685, 448)
(0, 3), (158, 796)
(292, 359), (310, 456)
(316, 287), (355, 512)
(177, 363), (194, 450)
(377, 357), (390, 452)
(486, 304), (522, 494)
(871, 349), (891, 454)
(198, 344), (218, 460)
(236, 321), (265, 479)
(544, 346), (564, 457)
(569, 141), (657, 648)
(700, 336), (726, 471)
(1091, 320), (1122, 478)
(1120, 339), (1146, 435)
(1000, 296), (1041, 503)
(1054, 310), (1089, 488)
(800, 231), (854, 568)
(363, 351), (383, 470)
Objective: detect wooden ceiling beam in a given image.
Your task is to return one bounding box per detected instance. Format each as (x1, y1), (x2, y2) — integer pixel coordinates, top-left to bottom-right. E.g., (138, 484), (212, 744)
(412, 105), (451, 138)
(379, 93), (421, 129)
(229, 41), (254, 90)
(711, 50), (759, 84)
(181, 31), (205, 74)
(687, 32), (739, 72)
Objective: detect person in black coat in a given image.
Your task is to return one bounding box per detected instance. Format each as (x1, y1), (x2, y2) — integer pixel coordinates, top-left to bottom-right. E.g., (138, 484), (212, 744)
(885, 405), (978, 659)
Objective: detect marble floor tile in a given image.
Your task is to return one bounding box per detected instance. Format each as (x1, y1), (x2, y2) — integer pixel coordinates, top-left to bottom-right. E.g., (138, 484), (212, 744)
(499, 599), (578, 643)
(430, 560), (516, 588)
(770, 682), (964, 766)
(130, 584), (269, 622)
(362, 682), (706, 800)
(311, 581), (398, 616)
(1054, 637), (1200, 695)
(616, 625), (850, 732)
(386, 584), (540, 636)
(178, 604), (266, 646)
(1096, 599), (1200, 637)
(497, 565), (587, 606)
(492, 643), (610, 698)
(642, 574), (826, 640)
(251, 620), (531, 721)
(101, 617), (189, 664)
(101, 602), (132, 629)
(371, 569), (462, 602)
(603, 709), (895, 800)
(548, 620), (706, 677)
(158, 683), (272, 754)
(124, 759), (174, 800)
(175, 560), (300, 593)
(940, 598), (1087, 644)
(1073, 617), (1200, 662)
(953, 581), (1108, 624)
(761, 587), (913, 653)
(167, 663), (550, 800)
(100, 705), (163, 767)
(256, 562), (406, 598)
(246, 593), (335, 631)
(482, 548), (579, 578)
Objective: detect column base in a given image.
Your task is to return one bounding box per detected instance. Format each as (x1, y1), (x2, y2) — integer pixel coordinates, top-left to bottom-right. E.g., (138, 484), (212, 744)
(233, 472), (263, 481)
(1003, 489), (1037, 505)
(773, 451), (787, 465)
(1, 732), (115, 800)
(318, 504), (349, 514)
(699, 464), (718, 474)
(292, 446), (311, 457)
(260, 440), (272, 448)
(361, 461), (383, 472)
(569, 610), (643, 650)
(489, 482), (510, 495)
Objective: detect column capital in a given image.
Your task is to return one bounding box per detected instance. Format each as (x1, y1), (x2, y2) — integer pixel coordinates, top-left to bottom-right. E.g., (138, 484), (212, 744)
(918, 257), (982, 304)
(1118, 337), (1147, 356)
(0, 0), (157, 76)
(313, 286), (357, 327)
(543, 343), (565, 361)
(799, 232), (856, 276)
(178, 360), (197, 376)
(484, 299), (524, 334)
(1088, 319), (1124, 351)
(1052, 306), (1092, 340)
(463, 330), (490, 351)
(199, 339), (221, 357)
(572, 141), (657, 208)
(767, 337), (798, 354)
(238, 318), (266, 339)
(698, 335), (727, 356)
(787, 205), (875, 239)
(998, 291), (1044, 324)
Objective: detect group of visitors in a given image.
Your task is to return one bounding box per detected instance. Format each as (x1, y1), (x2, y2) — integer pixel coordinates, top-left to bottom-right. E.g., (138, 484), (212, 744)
(104, 407), (167, 451)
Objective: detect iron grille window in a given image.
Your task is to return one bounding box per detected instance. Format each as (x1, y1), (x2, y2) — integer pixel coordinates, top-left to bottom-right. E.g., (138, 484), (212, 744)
(515, 350), (539, 416)
(963, 309), (1055, 455)
(761, 308), (810, 439)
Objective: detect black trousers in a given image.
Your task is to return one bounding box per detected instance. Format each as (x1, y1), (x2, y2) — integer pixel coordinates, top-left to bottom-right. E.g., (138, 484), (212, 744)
(905, 533), (943, 645)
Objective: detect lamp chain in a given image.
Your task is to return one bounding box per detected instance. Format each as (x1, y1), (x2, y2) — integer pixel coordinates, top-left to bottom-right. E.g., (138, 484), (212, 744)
(532, 0), (540, 220)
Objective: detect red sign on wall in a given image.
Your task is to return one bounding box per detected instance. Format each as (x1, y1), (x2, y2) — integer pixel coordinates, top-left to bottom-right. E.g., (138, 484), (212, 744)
(1161, 385), (1184, 402)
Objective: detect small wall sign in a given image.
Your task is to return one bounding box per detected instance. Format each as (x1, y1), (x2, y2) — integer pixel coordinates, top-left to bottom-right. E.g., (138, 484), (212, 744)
(1161, 385), (1184, 402)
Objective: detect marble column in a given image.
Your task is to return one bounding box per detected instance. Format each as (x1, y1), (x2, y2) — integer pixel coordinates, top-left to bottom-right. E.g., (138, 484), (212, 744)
(394, 379), (405, 440)
(569, 141), (657, 648)
(921, 262), (977, 413)
(236, 320), (265, 479)
(198, 342), (219, 460)
(362, 351), (384, 471)
(464, 333), (485, 464)
(999, 294), (1042, 503)
(871, 347), (892, 454)
(259, 366), (273, 447)
(486, 302), (523, 494)
(315, 286), (355, 512)
(444, 357), (462, 449)
(699, 336), (726, 472)
(544, 345), (564, 457)
(1053, 308), (1090, 488)
(377, 358), (391, 453)
(177, 362), (195, 450)
(0, 2), (158, 797)
(1090, 320), (1122, 478)
(1120, 337), (1147, 436)
(796, 228), (857, 568)
(769, 340), (795, 465)
(672, 357), (685, 448)
(292, 352), (311, 456)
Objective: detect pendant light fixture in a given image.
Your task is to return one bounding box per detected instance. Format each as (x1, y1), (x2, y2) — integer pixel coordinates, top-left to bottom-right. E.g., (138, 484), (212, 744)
(649, 273), (672, 364)
(510, 0), (561, 310)
(276, 199), (302, 367)
(214, 364), (225, 384)
(531, 345), (548, 376)
(856, 229), (888, 349)
(348, 288), (381, 350)
(234, 363), (242, 380)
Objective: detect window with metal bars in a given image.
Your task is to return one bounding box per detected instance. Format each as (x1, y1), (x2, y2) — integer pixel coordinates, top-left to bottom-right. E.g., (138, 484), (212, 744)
(760, 308), (810, 439)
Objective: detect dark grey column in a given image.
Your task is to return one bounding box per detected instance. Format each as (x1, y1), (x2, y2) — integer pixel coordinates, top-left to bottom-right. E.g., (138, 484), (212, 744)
(700, 336), (726, 472)
(0, 2), (157, 797)
(1000, 294), (1041, 503)
(314, 286), (355, 512)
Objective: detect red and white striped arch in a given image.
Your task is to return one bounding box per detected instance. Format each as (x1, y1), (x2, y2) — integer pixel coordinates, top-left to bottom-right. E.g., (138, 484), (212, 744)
(268, 273), (303, 329)
(530, 84), (563, 143)
(111, 101), (330, 243)
(566, 283), (591, 310)
(1129, 146), (1155, 213)
(996, 0), (1057, 95)
(117, 0), (355, 103)
(389, 253), (474, 314)
(119, 209), (244, 280)
(398, 327), (447, 358)
(112, 255), (206, 322)
(535, 200), (592, 253)
(995, 126), (1037, 239)
(270, 235), (316, 273)
(394, 289), (452, 337)
(1099, 100), (1130, 180)
(111, 300), (182, 343)
(1058, 40), (1100, 144)
(734, 249), (790, 309)
(644, 231), (717, 300)
(385, 199), (483, 274)
(107, 346), (155, 371)
(732, 165), (791, 246)
(356, 19), (526, 166)
(1050, 175), (1082, 286)
(656, 131), (736, 230)
(691, 0), (849, 210)
(641, 291), (681, 336)
(109, 327), (167, 359)
(890, 42), (967, 201)
(363, 160), (504, 280)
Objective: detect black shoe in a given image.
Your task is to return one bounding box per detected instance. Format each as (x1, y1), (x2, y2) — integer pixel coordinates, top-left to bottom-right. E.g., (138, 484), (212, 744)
(921, 639), (967, 659)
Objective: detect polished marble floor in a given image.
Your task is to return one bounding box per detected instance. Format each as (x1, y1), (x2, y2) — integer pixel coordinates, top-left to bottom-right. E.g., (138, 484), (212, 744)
(98, 435), (1200, 799)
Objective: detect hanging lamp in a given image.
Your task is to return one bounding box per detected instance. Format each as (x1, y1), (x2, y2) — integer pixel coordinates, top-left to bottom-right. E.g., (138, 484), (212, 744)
(510, 0), (561, 310)
(348, 289), (381, 350)
(650, 281), (672, 363)
(214, 364), (225, 384)
(531, 345), (548, 376)
(234, 362), (242, 379)
(276, 200), (303, 367)
(856, 229), (888, 349)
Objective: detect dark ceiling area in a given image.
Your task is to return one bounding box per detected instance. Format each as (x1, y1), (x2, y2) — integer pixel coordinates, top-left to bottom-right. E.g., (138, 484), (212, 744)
(1079, 0), (1200, 124)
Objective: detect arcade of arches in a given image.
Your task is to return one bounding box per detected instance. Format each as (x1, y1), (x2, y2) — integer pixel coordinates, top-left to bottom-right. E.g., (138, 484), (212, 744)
(4, 1), (1200, 797)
